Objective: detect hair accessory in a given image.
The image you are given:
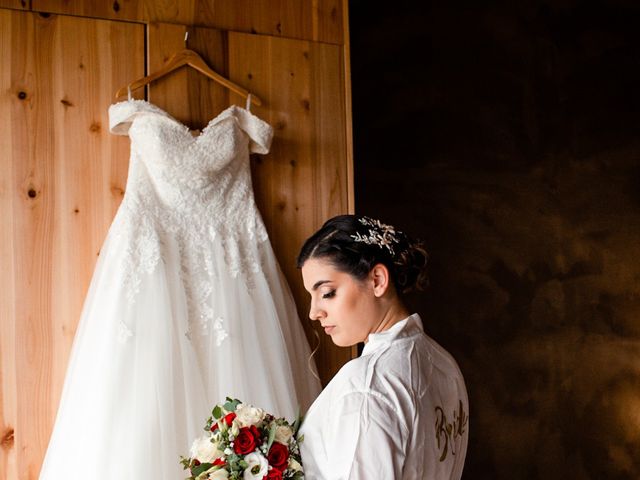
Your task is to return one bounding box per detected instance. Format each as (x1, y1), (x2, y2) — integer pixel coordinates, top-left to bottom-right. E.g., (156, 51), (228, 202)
(351, 216), (402, 256)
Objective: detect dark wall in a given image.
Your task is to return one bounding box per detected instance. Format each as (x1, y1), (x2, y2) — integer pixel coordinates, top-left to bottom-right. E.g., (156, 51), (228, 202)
(350, 1), (640, 479)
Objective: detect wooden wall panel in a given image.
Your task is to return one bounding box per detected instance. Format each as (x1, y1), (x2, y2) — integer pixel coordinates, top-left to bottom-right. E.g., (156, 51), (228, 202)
(193, 0), (344, 46)
(0, 11), (20, 480)
(227, 32), (352, 384)
(0, 0), (27, 9)
(146, 22), (231, 130)
(29, 0), (145, 23)
(30, 0), (345, 44)
(0, 10), (143, 479)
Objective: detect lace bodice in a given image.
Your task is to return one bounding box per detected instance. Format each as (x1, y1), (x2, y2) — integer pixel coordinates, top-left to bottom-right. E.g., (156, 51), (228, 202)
(108, 100), (274, 339)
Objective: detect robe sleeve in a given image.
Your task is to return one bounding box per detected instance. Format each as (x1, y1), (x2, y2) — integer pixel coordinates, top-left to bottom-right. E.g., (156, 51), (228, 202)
(320, 391), (408, 479)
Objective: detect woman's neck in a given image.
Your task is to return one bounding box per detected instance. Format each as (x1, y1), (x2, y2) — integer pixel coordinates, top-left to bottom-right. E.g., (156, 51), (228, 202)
(367, 301), (411, 340)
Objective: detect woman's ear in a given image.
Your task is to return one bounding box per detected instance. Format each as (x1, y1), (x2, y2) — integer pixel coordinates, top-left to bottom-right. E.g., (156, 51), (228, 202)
(370, 263), (391, 297)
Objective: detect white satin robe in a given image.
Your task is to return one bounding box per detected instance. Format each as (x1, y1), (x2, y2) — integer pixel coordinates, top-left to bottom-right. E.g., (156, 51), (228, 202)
(299, 313), (469, 479)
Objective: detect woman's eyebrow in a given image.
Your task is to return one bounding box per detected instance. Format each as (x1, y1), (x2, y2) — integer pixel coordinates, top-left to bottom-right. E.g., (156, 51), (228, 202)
(312, 280), (332, 291)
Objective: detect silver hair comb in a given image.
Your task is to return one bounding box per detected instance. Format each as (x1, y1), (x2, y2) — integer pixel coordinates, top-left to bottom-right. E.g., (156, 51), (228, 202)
(350, 216), (401, 256)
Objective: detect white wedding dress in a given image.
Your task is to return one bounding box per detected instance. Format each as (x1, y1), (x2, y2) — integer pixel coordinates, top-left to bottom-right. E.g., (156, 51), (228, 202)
(39, 100), (321, 479)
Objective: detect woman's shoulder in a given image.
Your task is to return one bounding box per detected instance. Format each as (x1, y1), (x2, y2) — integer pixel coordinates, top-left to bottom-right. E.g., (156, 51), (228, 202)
(419, 330), (466, 384)
(319, 353), (396, 405)
(328, 315), (467, 401)
(366, 329), (466, 401)
(388, 313), (466, 385)
(326, 340), (421, 403)
(327, 355), (372, 392)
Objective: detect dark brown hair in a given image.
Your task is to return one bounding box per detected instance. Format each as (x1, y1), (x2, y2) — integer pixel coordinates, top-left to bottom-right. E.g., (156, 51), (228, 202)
(297, 215), (429, 294)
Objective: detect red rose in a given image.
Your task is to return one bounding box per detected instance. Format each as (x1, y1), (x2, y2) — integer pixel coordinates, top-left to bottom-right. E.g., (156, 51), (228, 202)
(213, 458), (226, 467)
(234, 426), (261, 454)
(264, 469), (283, 480)
(267, 442), (289, 472)
(211, 412), (237, 431)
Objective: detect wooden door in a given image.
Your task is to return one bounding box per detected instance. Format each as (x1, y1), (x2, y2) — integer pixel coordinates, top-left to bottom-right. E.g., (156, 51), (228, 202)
(1, 12), (351, 480)
(0, 10), (144, 479)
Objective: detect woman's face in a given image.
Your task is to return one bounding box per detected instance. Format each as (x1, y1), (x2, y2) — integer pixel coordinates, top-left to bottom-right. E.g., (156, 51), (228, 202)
(301, 257), (381, 347)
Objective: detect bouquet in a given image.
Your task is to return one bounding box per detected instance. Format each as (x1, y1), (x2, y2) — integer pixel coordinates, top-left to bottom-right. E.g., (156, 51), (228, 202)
(181, 398), (305, 480)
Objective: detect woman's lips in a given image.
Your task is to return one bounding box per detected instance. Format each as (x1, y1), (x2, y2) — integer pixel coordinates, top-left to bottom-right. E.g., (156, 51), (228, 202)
(323, 326), (335, 334)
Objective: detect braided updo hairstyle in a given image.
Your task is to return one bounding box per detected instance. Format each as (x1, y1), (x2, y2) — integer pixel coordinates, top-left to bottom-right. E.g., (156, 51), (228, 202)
(296, 215), (429, 295)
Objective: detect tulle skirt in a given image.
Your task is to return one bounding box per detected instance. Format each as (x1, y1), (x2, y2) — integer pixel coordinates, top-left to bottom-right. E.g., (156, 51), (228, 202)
(39, 227), (320, 479)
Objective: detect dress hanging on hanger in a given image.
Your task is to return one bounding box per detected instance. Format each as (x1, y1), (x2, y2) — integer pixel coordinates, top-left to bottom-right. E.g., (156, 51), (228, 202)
(39, 31), (321, 480)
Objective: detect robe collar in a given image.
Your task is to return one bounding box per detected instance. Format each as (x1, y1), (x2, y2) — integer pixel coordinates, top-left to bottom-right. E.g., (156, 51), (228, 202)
(362, 313), (423, 356)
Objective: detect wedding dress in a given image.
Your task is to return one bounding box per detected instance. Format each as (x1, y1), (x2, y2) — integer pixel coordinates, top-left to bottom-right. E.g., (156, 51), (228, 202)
(39, 100), (321, 479)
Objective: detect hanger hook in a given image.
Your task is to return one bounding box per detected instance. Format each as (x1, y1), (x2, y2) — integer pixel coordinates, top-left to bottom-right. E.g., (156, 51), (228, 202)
(184, 30), (189, 49)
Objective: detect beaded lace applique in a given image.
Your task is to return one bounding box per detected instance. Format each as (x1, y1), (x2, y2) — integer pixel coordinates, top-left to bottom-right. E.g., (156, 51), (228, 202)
(109, 100), (273, 343)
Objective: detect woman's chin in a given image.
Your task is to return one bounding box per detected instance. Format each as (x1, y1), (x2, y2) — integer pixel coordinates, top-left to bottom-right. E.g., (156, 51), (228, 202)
(329, 334), (357, 348)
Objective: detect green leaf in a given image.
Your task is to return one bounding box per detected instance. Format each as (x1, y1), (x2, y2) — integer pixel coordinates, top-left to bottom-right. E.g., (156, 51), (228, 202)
(191, 462), (213, 476)
(223, 398), (241, 412)
(266, 423), (277, 450)
(212, 405), (223, 420)
(292, 409), (304, 436)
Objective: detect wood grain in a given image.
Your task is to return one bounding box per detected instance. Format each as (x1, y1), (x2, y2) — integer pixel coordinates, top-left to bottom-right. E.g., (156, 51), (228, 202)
(194, 0), (344, 45)
(29, 0), (345, 44)
(228, 31), (352, 384)
(31, 0), (145, 23)
(147, 22), (231, 130)
(0, 10), (21, 480)
(342, 0), (355, 216)
(0, 10), (143, 479)
(0, 0), (27, 10)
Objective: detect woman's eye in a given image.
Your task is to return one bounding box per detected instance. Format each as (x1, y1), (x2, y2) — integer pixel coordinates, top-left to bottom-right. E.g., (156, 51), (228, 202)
(322, 290), (336, 299)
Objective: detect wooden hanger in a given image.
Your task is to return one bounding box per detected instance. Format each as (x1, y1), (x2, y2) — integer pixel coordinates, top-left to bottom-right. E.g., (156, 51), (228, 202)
(115, 47), (262, 107)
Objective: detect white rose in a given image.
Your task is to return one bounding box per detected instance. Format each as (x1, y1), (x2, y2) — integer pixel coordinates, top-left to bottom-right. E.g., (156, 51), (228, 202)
(195, 466), (229, 480)
(242, 452), (269, 480)
(235, 404), (266, 427)
(208, 468), (229, 480)
(189, 435), (223, 463)
(274, 425), (293, 444)
(230, 421), (240, 437)
(288, 457), (303, 472)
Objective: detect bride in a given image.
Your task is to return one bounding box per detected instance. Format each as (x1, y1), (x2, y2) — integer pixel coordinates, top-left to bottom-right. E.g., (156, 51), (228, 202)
(296, 215), (469, 479)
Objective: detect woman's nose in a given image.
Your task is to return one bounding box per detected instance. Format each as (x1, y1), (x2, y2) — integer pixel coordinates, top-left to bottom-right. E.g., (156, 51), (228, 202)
(309, 300), (324, 321)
